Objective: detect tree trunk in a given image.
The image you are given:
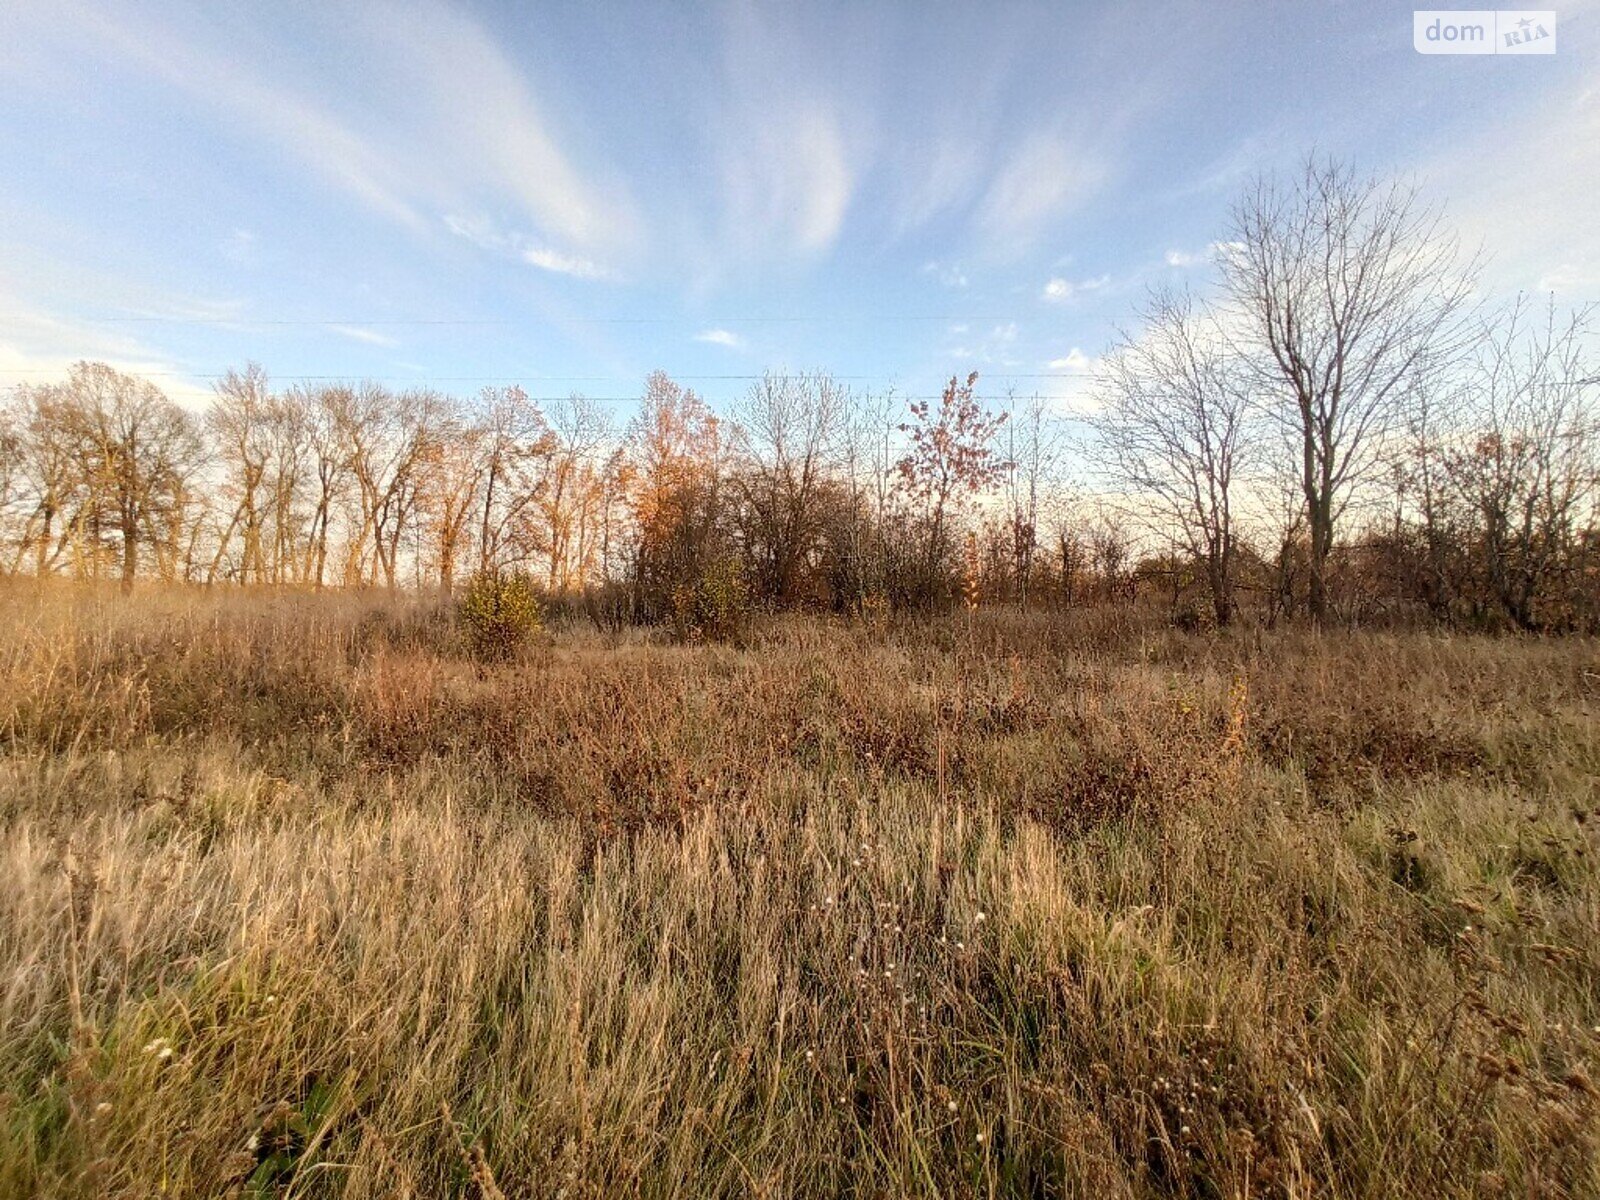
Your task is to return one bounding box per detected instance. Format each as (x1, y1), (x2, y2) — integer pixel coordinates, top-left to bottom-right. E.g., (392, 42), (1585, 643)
(1209, 551), (1234, 627)
(1307, 506), (1332, 623)
(120, 507), (138, 594)
(34, 504), (53, 578)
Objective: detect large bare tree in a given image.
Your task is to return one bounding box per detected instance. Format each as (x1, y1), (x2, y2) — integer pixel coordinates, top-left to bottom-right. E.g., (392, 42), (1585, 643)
(473, 385), (555, 575)
(542, 394), (613, 591)
(5, 385), (80, 577)
(0, 405), (22, 577)
(372, 389), (450, 591)
(416, 394), (484, 596)
(730, 371), (847, 605)
(27, 362), (201, 592)
(291, 384), (353, 590)
(1091, 290), (1251, 625)
(207, 363), (274, 584)
(1223, 158), (1477, 621)
(627, 371), (727, 620)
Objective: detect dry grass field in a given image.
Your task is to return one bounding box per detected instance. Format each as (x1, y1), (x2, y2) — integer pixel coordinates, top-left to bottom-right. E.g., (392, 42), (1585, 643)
(1, 585), (1598, 1197)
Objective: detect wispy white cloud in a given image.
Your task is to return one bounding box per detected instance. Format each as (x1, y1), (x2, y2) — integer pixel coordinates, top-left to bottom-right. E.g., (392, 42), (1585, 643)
(366, 2), (635, 257)
(1041, 274), (1109, 304)
(923, 260), (969, 289)
(1536, 263), (1600, 295)
(522, 246), (607, 281)
(1165, 243), (1238, 270)
(977, 132), (1107, 253)
(0, 237), (249, 331)
(0, 291), (213, 409)
(700, 5), (865, 278)
(58, 1), (634, 271)
(330, 324), (399, 349)
(718, 102), (855, 261)
(220, 229), (258, 266)
(442, 213), (505, 254)
(694, 328), (745, 349)
(444, 214), (613, 281)
(1173, 131), (1291, 200)
(42, 1), (1157, 297)
(60, 4), (429, 231)
(949, 322), (1022, 367)
(1419, 83), (1600, 298)
(891, 138), (986, 236)
(1047, 347), (1095, 372)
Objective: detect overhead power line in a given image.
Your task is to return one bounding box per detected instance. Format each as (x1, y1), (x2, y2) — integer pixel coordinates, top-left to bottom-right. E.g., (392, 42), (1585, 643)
(0, 369), (884, 382)
(0, 369), (1094, 387)
(82, 314), (1043, 326)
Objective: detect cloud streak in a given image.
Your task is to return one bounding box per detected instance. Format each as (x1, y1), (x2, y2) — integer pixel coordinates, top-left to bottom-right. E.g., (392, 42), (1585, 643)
(1047, 348), (1094, 372)
(0, 290), (213, 408)
(976, 133), (1108, 254)
(1041, 274), (1109, 304)
(330, 324), (399, 349)
(1420, 82), (1600, 297)
(59, 1), (634, 272)
(444, 214), (614, 280)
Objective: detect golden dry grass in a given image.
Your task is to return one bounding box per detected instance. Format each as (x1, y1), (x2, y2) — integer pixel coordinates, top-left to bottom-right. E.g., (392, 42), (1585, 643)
(1, 584), (1597, 1197)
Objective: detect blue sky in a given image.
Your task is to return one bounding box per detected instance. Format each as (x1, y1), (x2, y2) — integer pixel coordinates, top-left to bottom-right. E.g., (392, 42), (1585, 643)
(1, 1), (1596, 413)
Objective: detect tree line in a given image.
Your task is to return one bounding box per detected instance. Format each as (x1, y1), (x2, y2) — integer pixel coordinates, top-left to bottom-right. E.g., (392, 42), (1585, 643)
(1, 158), (1596, 632)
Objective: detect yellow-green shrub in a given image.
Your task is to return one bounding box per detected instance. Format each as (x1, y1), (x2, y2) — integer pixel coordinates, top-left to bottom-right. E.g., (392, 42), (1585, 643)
(457, 570), (542, 660)
(669, 557), (748, 643)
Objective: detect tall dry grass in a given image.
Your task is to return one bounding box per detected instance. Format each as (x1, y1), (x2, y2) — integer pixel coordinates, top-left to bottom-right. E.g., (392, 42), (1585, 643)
(1, 583), (1597, 1197)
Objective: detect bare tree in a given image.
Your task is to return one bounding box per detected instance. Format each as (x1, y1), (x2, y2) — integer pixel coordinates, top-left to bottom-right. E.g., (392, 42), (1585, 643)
(999, 390), (1067, 608)
(1443, 298), (1598, 629)
(0, 404), (22, 576)
(372, 389), (450, 591)
(324, 383), (386, 586)
(1091, 290), (1251, 625)
(293, 384), (352, 589)
(474, 386), (555, 575)
(627, 371), (728, 621)
(542, 395), (613, 591)
(207, 363), (274, 584)
(1223, 157), (1477, 621)
(1386, 380), (1469, 619)
(325, 384), (445, 589)
(5, 385), (81, 577)
(1086, 504), (1136, 604)
(730, 371), (847, 605)
(33, 362), (201, 592)
(264, 387), (312, 583)
(417, 395), (484, 596)
(1054, 522), (1087, 608)
(834, 387), (902, 609)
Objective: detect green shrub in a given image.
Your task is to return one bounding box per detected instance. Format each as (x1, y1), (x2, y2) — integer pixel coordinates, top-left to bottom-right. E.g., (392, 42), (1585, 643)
(669, 558), (748, 643)
(458, 570), (542, 660)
